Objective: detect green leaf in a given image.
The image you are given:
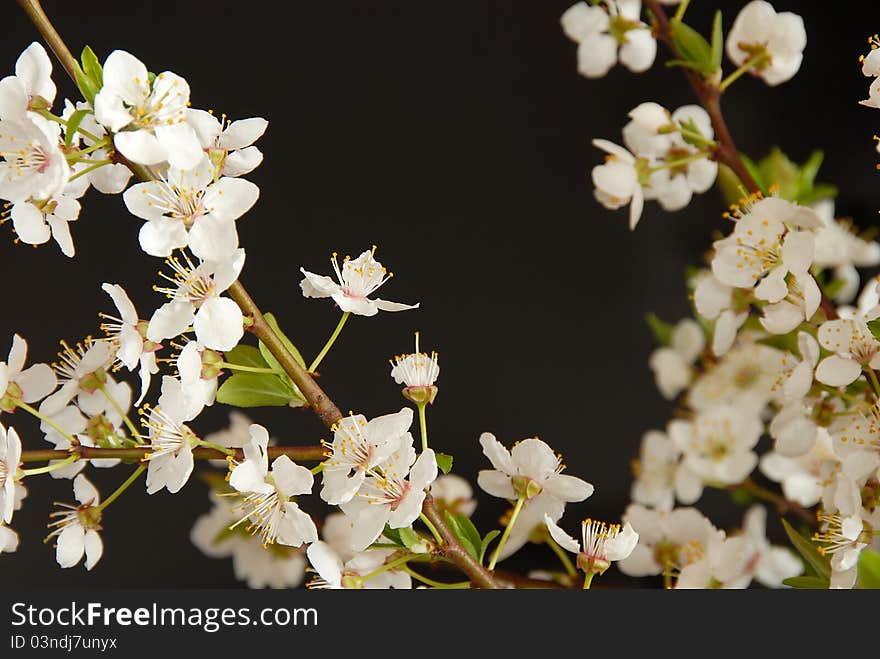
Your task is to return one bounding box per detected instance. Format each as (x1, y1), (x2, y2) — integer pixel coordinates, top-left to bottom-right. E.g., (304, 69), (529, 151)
(381, 525), (405, 547)
(821, 277), (846, 301)
(782, 575), (829, 589)
(868, 319), (880, 344)
(716, 163), (747, 207)
(258, 313), (306, 375)
(739, 152), (765, 193)
(646, 312), (674, 346)
(63, 109), (88, 149)
(452, 513), (482, 559)
(80, 46), (103, 88)
(798, 150), (824, 189)
(443, 511), (480, 559)
(435, 452), (453, 475)
(224, 344), (271, 369)
(781, 518), (831, 580)
(669, 19), (715, 75)
(709, 11), (723, 72)
(859, 550), (880, 589)
(216, 372), (298, 408)
(728, 487), (754, 506)
(74, 64), (99, 106)
(398, 527), (421, 549)
(479, 530), (501, 564)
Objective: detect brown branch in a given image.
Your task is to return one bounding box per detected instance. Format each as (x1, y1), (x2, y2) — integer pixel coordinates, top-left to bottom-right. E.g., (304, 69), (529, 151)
(20, 445), (327, 464)
(733, 479), (817, 528)
(422, 495), (501, 589)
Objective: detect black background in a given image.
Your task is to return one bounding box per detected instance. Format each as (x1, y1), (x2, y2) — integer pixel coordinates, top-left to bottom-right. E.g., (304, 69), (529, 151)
(2, 0), (879, 587)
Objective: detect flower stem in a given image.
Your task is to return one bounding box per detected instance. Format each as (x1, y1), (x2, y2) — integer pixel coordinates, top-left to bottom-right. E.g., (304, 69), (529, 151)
(546, 534), (578, 578)
(97, 382), (140, 440)
(196, 440), (235, 457)
(672, 0), (690, 21)
(582, 572), (595, 589)
(402, 566), (470, 589)
(219, 362), (284, 375)
(308, 312), (350, 373)
(867, 369), (880, 399)
(419, 512), (444, 546)
(15, 400), (79, 446)
(488, 495), (526, 570)
(310, 462), (324, 475)
(33, 108), (104, 144)
(361, 553), (415, 582)
(719, 53), (769, 92)
(18, 453), (78, 477)
(96, 464), (146, 512)
(417, 402), (429, 453)
(649, 151), (709, 173)
(66, 158), (112, 182)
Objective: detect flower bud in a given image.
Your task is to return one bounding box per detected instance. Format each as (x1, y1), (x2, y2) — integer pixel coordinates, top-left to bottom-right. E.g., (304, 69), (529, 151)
(402, 385), (438, 406)
(511, 476), (543, 500)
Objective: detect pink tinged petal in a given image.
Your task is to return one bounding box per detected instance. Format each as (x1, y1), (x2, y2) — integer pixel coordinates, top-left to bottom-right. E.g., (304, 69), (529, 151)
(114, 130), (167, 165)
(781, 231), (815, 274)
(300, 269), (340, 298)
(271, 455), (314, 498)
(479, 432), (515, 473)
(16, 43), (55, 104)
(0, 76), (27, 119)
(544, 515), (580, 553)
(56, 524), (86, 568)
(155, 123), (203, 170)
(374, 299), (419, 312)
(754, 267), (788, 303)
(16, 363), (56, 402)
(576, 33), (618, 78)
(307, 541), (343, 586)
(147, 300), (195, 343)
(348, 504), (390, 552)
(202, 177), (259, 222)
(476, 469), (515, 499)
(388, 489), (426, 528)
(220, 117), (268, 150)
(83, 529), (103, 570)
(223, 146), (263, 177)
(619, 28), (657, 73)
(139, 219), (189, 257)
(543, 473), (594, 502)
(10, 202), (50, 245)
(193, 297), (244, 351)
(815, 355), (862, 387)
(187, 216), (240, 262)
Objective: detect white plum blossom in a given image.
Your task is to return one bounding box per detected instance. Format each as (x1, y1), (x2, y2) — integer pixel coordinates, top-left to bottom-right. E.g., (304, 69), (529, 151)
(735, 505), (802, 588)
(430, 474), (477, 518)
(0, 334), (57, 413)
(123, 155), (258, 260)
(815, 511), (871, 589)
(0, 423), (22, 523)
(101, 283), (159, 405)
(47, 474), (104, 570)
(0, 114), (68, 204)
(306, 540), (410, 590)
(560, 1), (656, 78)
(693, 271), (747, 357)
(544, 514), (638, 576)
(811, 200), (880, 304)
(391, 334), (440, 391)
(675, 533), (751, 589)
(712, 196), (820, 311)
(61, 100), (132, 194)
(300, 248), (418, 316)
(668, 405), (762, 486)
(147, 249), (245, 352)
(175, 341), (220, 410)
(725, 0), (807, 86)
(190, 492), (307, 589)
(339, 436), (437, 552)
(623, 103), (718, 211)
(631, 429), (703, 510)
(827, 406), (880, 484)
(40, 339), (115, 415)
(477, 433), (593, 561)
(618, 504), (722, 577)
(228, 424), (318, 548)
(591, 139), (646, 230)
(760, 430), (838, 507)
(815, 318), (880, 387)
(186, 109), (268, 178)
(0, 42), (56, 119)
(648, 318), (704, 400)
(10, 192), (80, 257)
(94, 50), (202, 169)
(320, 408), (412, 505)
(142, 376), (204, 494)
